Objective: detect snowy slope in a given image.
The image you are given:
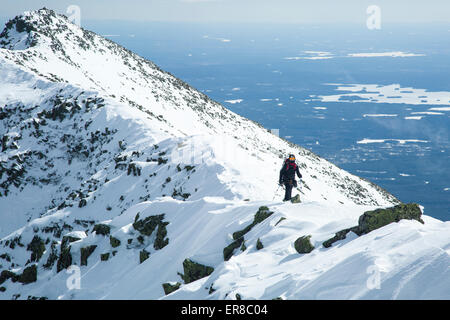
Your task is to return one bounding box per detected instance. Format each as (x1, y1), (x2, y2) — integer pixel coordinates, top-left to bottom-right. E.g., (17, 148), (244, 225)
(0, 9), (448, 300)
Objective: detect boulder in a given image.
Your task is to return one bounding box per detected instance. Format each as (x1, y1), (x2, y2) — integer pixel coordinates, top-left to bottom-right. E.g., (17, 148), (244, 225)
(256, 238), (264, 250)
(294, 235), (314, 254)
(27, 236), (46, 262)
(92, 224), (110, 236)
(322, 203), (424, 248)
(19, 264), (37, 284)
(57, 246), (72, 272)
(162, 282), (181, 295)
(357, 203), (424, 235)
(223, 237), (244, 261)
(322, 227), (359, 248)
(109, 236), (121, 248)
(139, 250), (150, 264)
(80, 245), (97, 266)
(290, 194), (301, 203)
(180, 259), (214, 284)
(100, 253), (110, 261)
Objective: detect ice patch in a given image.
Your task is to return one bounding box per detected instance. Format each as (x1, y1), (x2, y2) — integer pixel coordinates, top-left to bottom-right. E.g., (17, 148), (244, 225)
(363, 114), (398, 118)
(315, 84), (450, 106)
(411, 111), (444, 115)
(428, 107), (450, 111)
(284, 51), (333, 60)
(357, 139), (429, 144)
(347, 51), (425, 58)
(404, 116), (422, 120)
(224, 99), (243, 104)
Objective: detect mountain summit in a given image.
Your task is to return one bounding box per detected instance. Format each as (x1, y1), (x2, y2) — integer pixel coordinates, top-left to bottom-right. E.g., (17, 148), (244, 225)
(0, 9), (448, 300)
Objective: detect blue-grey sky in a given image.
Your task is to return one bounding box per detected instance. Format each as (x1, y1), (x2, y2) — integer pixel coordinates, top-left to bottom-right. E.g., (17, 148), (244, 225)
(1, 0), (450, 24)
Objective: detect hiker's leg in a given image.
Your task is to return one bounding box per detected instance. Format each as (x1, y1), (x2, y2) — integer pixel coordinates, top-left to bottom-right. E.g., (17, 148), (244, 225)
(285, 183), (293, 200)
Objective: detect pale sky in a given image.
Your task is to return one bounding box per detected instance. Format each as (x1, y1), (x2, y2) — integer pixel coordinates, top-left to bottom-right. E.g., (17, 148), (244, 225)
(1, 0), (450, 24)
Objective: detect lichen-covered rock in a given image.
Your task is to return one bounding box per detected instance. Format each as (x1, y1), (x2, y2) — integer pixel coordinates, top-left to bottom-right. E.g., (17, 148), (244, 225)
(162, 282), (181, 295)
(290, 194), (301, 203)
(139, 249), (150, 264)
(61, 235), (81, 249)
(153, 222), (169, 250)
(43, 241), (58, 269)
(80, 245), (97, 266)
(180, 259), (214, 284)
(256, 238), (264, 250)
(27, 236), (46, 262)
(19, 264), (37, 284)
(322, 227), (359, 248)
(322, 203), (424, 248)
(100, 253), (110, 261)
(109, 236), (121, 248)
(133, 214), (164, 236)
(0, 270), (19, 285)
(223, 237), (244, 261)
(294, 235), (314, 254)
(253, 206), (274, 224)
(358, 203), (424, 235)
(232, 206), (274, 240)
(93, 224), (110, 236)
(57, 246), (72, 272)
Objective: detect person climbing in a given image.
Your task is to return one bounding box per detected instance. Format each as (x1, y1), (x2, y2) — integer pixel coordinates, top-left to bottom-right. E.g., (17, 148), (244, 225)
(279, 154), (302, 201)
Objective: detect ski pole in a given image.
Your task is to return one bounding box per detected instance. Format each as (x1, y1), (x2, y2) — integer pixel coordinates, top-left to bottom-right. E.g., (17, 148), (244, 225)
(272, 184), (283, 201)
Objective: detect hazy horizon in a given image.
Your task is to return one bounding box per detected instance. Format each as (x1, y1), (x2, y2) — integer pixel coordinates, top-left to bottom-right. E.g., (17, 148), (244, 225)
(1, 0), (450, 25)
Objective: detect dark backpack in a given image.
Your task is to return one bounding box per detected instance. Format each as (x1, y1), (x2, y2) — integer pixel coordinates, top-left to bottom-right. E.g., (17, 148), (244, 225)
(282, 160), (297, 179)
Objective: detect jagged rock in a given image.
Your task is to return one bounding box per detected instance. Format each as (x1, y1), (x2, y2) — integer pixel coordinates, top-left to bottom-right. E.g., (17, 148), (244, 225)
(322, 227), (359, 248)
(322, 203), (424, 248)
(223, 237), (244, 261)
(133, 214), (165, 236)
(162, 282), (181, 295)
(139, 250), (150, 264)
(100, 253), (110, 261)
(223, 206), (274, 261)
(56, 246), (72, 272)
(294, 235), (314, 254)
(80, 245), (97, 266)
(291, 194), (301, 203)
(109, 236), (121, 248)
(27, 235), (45, 262)
(180, 259), (214, 284)
(43, 242), (58, 269)
(61, 235), (80, 248)
(154, 222), (169, 250)
(254, 206), (274, 224)
(358, 203), (424, 235)
(232, 206), (274, 240)
(0, 270), (19, 285)
(256, 238), (264, 250)
(93, 224), (110, 236)
(275, 217), (286, 226)
(19, 264), (37, 284)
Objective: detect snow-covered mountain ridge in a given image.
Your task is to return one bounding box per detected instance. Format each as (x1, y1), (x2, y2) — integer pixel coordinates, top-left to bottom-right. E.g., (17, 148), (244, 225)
(0, 9), (448, 300)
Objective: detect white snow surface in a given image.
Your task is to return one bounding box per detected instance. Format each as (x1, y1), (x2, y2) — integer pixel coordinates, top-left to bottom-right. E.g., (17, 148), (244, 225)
(0, 9), (448, 300)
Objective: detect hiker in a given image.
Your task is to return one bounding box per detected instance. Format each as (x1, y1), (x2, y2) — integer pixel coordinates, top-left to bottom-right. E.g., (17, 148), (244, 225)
(279, 154), (302, 201)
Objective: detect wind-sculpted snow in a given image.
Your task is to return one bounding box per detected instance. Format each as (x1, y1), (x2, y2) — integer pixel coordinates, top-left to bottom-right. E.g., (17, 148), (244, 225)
(0, 9), (448, 300)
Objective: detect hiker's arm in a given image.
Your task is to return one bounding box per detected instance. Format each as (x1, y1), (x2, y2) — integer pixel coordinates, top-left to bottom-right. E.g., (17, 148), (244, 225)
(296, 167), (302, 179)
